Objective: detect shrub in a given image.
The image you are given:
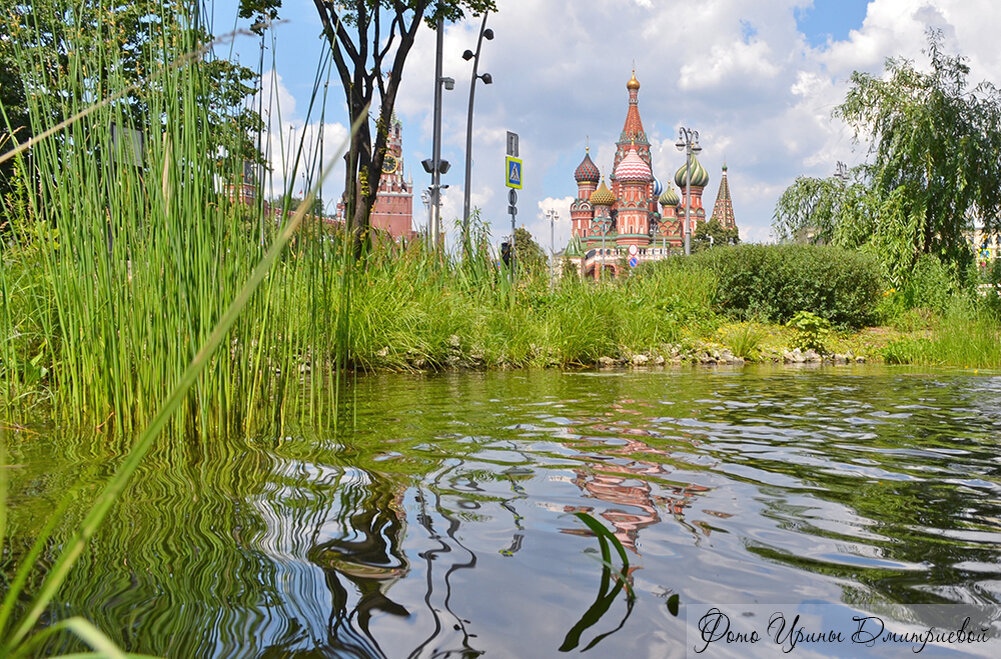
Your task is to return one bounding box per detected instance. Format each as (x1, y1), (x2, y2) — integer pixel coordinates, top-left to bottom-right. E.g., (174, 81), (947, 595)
(787, 310), (831, 353)
(692, 244), (883, 328)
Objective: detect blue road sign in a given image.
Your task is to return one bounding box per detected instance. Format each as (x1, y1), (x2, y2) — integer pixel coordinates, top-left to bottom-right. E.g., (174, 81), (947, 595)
(629, 257), (638, 268)
(505, 156), (523, 189)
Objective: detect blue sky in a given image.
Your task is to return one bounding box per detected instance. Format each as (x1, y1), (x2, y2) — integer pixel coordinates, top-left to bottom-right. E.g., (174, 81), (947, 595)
(212, 1), (998, 250)
(795, 0), (870, 47)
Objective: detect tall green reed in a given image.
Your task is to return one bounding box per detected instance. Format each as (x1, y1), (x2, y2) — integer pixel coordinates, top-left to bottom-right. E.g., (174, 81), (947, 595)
(0, 2), (353, 436)
(0, 4), (360, 652)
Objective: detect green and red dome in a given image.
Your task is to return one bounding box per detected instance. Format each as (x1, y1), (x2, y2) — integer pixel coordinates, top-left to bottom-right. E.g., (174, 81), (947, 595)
(574, 150), (600, 183)
(674, 155), (709, 188)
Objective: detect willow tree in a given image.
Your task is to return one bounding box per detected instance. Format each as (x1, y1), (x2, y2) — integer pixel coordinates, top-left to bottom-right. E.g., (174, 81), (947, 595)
(241, 0), (495, 253)
(834, 30), (1001, 278)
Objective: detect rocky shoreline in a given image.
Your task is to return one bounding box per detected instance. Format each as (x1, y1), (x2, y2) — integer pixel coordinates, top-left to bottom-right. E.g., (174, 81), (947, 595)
(363, 334), (870, 372)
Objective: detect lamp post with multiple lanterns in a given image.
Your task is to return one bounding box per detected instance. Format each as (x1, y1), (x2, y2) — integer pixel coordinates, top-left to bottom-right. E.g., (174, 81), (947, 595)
(422, 15), (454, 249)
(675, 127), (702, 256)
(462, 13), (494, 241)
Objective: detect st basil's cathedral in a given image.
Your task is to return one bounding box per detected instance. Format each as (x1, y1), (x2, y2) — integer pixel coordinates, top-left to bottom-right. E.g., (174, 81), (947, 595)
(563, 71), (738, 278)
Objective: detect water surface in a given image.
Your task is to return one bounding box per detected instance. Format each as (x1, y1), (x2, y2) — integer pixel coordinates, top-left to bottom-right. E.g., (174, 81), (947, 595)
(5, 366), (1001, 657)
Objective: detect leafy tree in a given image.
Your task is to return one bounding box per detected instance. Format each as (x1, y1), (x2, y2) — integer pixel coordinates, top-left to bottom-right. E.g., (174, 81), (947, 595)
(513, 226), (546, 276)
(833, 30), (1001, 281)
(772, 169), (882, 244)
(692, 217), (739, 252)
(0, 1), (262, 224)
(240, 0), (496, 256)
(272, 193), (324, 217)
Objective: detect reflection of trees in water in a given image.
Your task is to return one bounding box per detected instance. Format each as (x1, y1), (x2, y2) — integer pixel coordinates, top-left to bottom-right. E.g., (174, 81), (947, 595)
(306, 476), (410, 658)
(260, 463), (483, 658)
(407, 464), (482, 659)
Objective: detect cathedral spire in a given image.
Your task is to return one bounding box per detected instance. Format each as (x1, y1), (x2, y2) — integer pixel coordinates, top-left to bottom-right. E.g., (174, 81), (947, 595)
(620, 70), (646, 145)
(710, 163), (736, 229)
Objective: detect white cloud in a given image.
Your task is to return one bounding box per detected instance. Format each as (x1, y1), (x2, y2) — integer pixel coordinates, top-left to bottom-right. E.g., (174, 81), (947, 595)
(257, 70), (349, 204)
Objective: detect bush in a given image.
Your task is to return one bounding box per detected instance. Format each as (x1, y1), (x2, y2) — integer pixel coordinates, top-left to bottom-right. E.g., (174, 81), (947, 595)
(691, 244), (883, 328)
(787, 310), (831, 353)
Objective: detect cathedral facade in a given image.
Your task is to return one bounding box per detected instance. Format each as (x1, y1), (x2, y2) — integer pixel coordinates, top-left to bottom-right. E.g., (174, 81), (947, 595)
(564, 72), (737, 278)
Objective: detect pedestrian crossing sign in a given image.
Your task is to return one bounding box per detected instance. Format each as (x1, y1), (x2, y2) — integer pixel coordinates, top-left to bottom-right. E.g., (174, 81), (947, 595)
(505, 156), (523, 189)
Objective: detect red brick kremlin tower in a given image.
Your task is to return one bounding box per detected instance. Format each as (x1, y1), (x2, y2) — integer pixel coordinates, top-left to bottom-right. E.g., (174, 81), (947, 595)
(566, 71), (738, 278)
(368, 118), (415, 240)
(336, 117), (415, 240)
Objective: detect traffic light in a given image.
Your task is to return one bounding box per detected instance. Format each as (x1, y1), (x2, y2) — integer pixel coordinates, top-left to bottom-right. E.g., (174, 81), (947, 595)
(500, 241), (512, 267)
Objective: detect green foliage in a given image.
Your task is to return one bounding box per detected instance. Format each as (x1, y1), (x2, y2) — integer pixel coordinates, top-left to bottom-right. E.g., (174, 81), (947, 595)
(689, 244), (883, 328)
(560, 512), (636, 652)
(272, 194), (325, 218)
(561, 257), (579, 281)
(772, 173), (876, 245)
(880, 298), (1001, 367)
(692, 216), (739, 252)
(787, 310), (831, 353)
(834, 30), (1001, 281)
(513, 226), (547, 276)
(979, 258), (1001, 316)
(900, 254), (959, 315)
(0, 7), (334, 657)
(720, 323), (766, 359)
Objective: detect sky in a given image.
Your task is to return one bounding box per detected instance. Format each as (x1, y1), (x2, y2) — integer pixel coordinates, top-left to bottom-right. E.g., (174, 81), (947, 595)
(212, 0), (1001, 251)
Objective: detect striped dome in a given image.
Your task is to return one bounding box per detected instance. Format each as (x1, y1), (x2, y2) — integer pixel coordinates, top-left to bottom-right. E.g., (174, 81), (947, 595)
(658, 185), (680, 207)
(574, 150), (600, 183)
(614, 144), (652, 182)
(589, 178), (616, 206)
(652, 176), (663, 197)
(674, 155), (709, 188)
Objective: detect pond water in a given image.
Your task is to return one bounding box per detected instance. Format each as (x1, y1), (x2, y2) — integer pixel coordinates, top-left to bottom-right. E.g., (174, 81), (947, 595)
(5, 366), (1001, 657)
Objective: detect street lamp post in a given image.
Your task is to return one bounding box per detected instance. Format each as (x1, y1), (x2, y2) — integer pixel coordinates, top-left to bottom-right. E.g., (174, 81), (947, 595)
(425, 15), (454, 250)
(600, 219), (606, 282)
(546, 208), (558, 288)
(675, 127), (702, 256)
(462, 13), (494, 242)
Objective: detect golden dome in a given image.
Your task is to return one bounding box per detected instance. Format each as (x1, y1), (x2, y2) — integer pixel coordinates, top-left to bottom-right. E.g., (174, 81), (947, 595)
(589, 178), (616, 206)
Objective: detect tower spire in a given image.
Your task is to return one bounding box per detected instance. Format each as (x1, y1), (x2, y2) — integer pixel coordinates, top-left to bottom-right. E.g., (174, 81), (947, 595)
(710, 163), (736, 229)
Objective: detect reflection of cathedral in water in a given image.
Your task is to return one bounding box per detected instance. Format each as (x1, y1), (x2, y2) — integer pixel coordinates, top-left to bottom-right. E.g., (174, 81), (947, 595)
(256, 407), (711, 656)
(561, 420), (710, 553)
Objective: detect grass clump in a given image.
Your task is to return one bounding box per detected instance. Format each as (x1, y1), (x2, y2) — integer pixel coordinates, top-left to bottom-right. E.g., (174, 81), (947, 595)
(881, 299), (1001, 368)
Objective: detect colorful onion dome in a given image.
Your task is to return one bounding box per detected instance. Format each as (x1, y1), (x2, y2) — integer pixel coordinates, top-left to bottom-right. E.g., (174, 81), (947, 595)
(658, 184), (680, 207)
(589, 178), (616, 206)
(674, 154), (709, 188)
(652, 176), (663, 197)
(574, 149), (600, 183)
(627, 70), (640, 91)
(614, 144), (652, 182)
